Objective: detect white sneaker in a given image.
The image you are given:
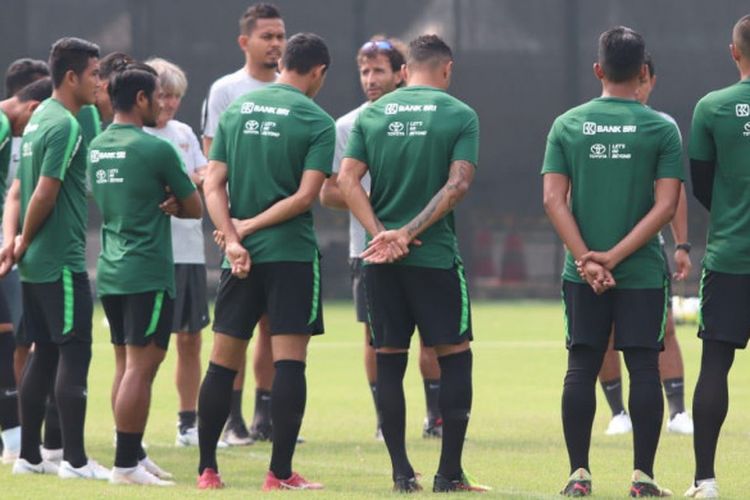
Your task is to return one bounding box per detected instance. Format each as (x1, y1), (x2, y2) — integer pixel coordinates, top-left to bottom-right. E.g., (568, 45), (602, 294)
(1, 426), (20, 464)
(222, 427), (254, 446)
(12, 457), (59, 475)
(217, 439), (229, 449)
(685, 479), (719, 498)
(668, 412), (694, 435)
(605, 411), (633, 435)
(110, 464), (175, 486)
(40, 447), (63, 465)
(58, 459), (110, 480)
(139, 456), (173, 480)
(175, 426), (199, 447)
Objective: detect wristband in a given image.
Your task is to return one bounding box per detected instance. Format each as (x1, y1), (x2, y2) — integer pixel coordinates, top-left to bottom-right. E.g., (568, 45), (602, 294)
(675, 242), (692, 254)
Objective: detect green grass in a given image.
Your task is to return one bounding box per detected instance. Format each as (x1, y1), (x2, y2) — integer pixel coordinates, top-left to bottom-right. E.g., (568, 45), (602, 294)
(0, 301), (747, 498)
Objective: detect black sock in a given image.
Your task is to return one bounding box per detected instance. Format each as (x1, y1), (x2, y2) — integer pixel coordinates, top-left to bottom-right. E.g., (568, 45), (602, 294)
(693, 340), (735, 481)
(115, 431), (143, 468)
(198, 362), (236, 474)
(42, 395), (62, 450)
(227, 389), (244, 426)
(562, 347), (605, 474)
(436, 351), (472, 480)
(19, 343), (58, 464)
(625, 348), (662, 478)
(252, 389), (272, 428)
(376, 352), (414, 481)
(55, 342), (91, 468)
(663, 378), (686, 419)
(600, 377), (626, 417)
(0, 333), (18, 430)
(423, 378), (441, 422)
(369, 382), (382, 428)
(179, 410), (197, 433)
(269, 360), (306, 479)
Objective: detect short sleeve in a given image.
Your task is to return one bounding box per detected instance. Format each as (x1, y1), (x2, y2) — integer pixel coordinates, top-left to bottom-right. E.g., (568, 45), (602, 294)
(41, 115), (82, 180)
(541, 118), (570, 176)
(688, 98), (715, 162)
(450, 109), (479, 165)
(331, 118), (350, 174)
(208, 116), (228, 163)
(202, 84), (226, 139)
(656, 124), (685, 180)
(186, 126), (207, 171)
(303, 114), (335, 175)
(160, 142), (196, 200)
(344, 115), (367, 163)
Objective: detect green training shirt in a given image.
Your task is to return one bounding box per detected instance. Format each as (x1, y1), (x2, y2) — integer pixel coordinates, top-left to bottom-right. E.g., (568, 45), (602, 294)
(344, 85), (479, 269)
(0, 109), (11, 210)
(89, 124), (196, 297)
(77, 104), (102, 145)
(209, 82), (334, 264)
(17, 98), (88, 282)
(689, 79), (750, 274)
(542, 97), (684, 289)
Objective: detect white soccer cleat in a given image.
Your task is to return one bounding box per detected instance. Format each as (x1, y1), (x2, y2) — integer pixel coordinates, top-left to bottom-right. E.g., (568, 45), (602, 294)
(175, 426), (199, 447)
(222, 427), (254, 446)
(58, 459), (111, 480)
(684, 479), (719, 498)
(110, 464), (175, 486)
(139, 455), (173, 480)
(605, 411), (633, 435)
(1, 426), (21, 464)
(12, 457), (59, 475)
(40, 447), (63, 465)
(667, 412), (694, 435)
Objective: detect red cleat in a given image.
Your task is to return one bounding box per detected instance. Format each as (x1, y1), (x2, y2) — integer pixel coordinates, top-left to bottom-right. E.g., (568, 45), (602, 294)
(197, 468), (224, 489)
(262, 471), (324, 491)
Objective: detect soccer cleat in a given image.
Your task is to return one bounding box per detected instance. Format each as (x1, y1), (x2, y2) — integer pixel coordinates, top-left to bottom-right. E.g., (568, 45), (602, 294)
(197, 467), (224, 489)
(630, 470), (673, 497)
(58, 459), (111, 480)
(262, 470), (324, 491)
(248, 422), (272, 442)
(605, 411), (633, 435)
(423, 417), (443, 439)
(684, 479), (719, 498)
(12, 457), (59, 475)
(560, 468), (592, 497)
(0, 427), (20, 464)
(40, 447), (63, 465)
(433, 471), (491, 492)
(223, 420), (255, 446)
(393, 475), (422, 493)
(175, 426), (199, 447)
(110, 464), (175, 486)
(667, 412), (694, 435)
(139, 456), (173, 480)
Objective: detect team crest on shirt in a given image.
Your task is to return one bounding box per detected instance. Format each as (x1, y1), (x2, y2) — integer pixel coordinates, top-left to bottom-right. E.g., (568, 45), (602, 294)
(736, 103), (750, 117)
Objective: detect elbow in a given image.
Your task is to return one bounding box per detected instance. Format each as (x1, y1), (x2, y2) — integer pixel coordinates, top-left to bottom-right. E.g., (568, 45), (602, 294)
(542, 191), (558, 215)
(298, 191), (318, 211)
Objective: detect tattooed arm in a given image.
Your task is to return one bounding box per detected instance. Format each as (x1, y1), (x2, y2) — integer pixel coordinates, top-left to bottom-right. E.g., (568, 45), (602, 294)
(362, 160), (476, 263)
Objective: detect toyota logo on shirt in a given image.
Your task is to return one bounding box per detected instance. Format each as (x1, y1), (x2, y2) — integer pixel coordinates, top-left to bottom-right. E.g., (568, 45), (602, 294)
(590, 143), (606, 155)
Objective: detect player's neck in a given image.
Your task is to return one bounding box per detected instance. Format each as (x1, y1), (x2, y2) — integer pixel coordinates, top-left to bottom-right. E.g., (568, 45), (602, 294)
(245, 60), (276, 83)
(406, 74), (447, 90)
(52, 89), (83, 115)
(600, 81), (639, 101)
(0, 98), (15, 120)
(113, 112), (143, 128)
(276, 73), (308, 95)
(737, 61), (750, 81)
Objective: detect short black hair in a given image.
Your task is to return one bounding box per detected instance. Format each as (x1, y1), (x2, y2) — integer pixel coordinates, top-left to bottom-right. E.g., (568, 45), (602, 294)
(282, 33), (330, 75)
(407, 35), (453, 68)
(733, 14), (750, 59)
(99, 52), (134, 80)
(16, 77), (52, 103)
(49, 37), (100, 88)
(644, 52), (655, 78)
(239, 3), (282, 34)
(109, 62), (158, 113)
(597, 26), (645, 83)
(5, 58), (49, 97)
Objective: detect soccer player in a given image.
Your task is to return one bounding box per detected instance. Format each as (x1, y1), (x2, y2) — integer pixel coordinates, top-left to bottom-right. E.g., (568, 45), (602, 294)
(89, 62), (201, 485)
(143, 57), (210, 447)
(319, 36), (444, 440)
(196, 32), (333, 490)
(542, 27), (682, 497)
(0, 37), (109, 479)
(4, 59), (50, 98)
(685, 14), (750, 499)
(0, 77), (52, 464)
(599, 53), (695, 437)
(339, 34), (486, 493)
(201, 2), (285, 445)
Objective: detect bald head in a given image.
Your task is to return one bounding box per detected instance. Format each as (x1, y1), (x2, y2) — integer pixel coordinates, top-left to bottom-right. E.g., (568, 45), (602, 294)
(733, 15), (750, 59)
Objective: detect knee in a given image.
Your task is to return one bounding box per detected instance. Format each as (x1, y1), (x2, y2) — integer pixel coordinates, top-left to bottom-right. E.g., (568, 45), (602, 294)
(176, 334), (201, 357)
(624, 349), (660, 384)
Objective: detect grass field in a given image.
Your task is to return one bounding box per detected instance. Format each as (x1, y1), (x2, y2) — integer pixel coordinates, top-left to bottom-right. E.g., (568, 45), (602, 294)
(0, 300), (747, 498)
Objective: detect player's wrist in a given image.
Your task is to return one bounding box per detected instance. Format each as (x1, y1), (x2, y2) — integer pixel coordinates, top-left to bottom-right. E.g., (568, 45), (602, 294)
(675, 242), (692, 254)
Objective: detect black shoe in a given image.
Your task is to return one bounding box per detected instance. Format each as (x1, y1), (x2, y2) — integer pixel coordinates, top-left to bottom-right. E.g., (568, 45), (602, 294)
(248, 422), (272, 442)
(222, 418), (254, 446)
(423, 417), (443, 439)
(433, 472), (491, 493)
(393, 476), (422, 493)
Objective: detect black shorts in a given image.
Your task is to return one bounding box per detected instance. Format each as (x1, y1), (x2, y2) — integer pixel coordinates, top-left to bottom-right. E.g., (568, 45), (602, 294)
(349, 258), (368, 323)
(21, 269), (93, 345)
(698, 269), (750, 348)
(660, 243), (672, 307)
(562, 280), (668, 352)
(364, 262), (473, 349)
(1, 269), (27, 345)
(0, 285), (11, 327)
(172, 264), (210, 333)
(102, 291), (174, 350)
(213, 261), (324, 341)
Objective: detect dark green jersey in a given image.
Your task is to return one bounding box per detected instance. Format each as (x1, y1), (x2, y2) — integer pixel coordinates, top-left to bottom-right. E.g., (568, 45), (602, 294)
(17, 98), (87, 283)
(0, 109), (11, 210)
(77, 104), (102, 145)
(89, 124), (196, 297)
(542, 97), (684, 288)
(209, 83), (334, 264)
(689, 79), (750, 274)
(344, 86), (479, 269)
